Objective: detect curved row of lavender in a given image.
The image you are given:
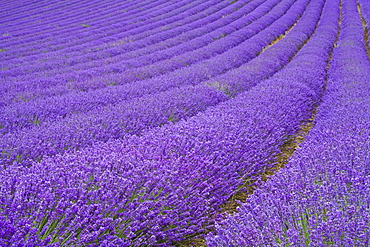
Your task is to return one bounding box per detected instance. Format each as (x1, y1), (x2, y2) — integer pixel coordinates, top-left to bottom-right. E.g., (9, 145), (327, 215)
(2, 0), (254, 72)
(0, 0), (301, 134)
(359, 0), (370, 48)
(0, 0), (277, 106)
(0, 0), (187, 55)
(1, 0), (141, 34)
(0, 0), (267, 105)
(3, 0), (211, 88)
(1, 0), (224, 87)
(1, 0), (140, 28)
(1, 0), (219, 69)
(0, 0), (266, 101)
(0, 0), (312, 168)
(1, 0), (257, 82)
(0, 0), (333, 245)
(206, 0), (370, 245)
(2, 0), (165, 29)
(1, 0), (168, 63)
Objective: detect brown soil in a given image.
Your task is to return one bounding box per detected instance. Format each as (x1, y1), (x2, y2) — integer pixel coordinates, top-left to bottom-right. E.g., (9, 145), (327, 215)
(357, 2), (370, 60)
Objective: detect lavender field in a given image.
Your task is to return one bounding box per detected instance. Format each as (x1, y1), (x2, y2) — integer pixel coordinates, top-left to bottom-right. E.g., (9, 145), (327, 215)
(1, 0), (369, 246)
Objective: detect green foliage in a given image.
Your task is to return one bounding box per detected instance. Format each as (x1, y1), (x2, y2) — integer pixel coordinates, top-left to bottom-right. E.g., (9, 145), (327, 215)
(33, 118), (41, 126)
(167, 113), (176, 122)
(298, 210), (311, 247)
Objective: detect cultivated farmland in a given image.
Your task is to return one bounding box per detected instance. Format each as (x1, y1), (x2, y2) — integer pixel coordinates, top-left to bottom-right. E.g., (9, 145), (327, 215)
(0, 0), (369, 246)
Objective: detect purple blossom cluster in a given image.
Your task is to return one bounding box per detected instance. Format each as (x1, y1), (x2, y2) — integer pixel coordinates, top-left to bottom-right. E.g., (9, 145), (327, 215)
(206, 0), (370, 245)
(1, 0), (368, 246)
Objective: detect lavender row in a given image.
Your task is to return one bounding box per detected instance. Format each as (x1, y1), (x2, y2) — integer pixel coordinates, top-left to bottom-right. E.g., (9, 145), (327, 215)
(0, 0), (336, 246)
(0, 0), (251, 99)
(0, 0), (320, 135)
(0, 1), (53, 23)
(1, 0), (171, 44)
(0, 0), (134, 43)
(1, 0), (305, 108)
(0, 0), (174, 42)
(0, 0), (212, 66)
(0, 0), (225, 77)
(0, 0), (264, 106)
(0, 0), (306, 138)
(359, 0), (370, 50)
(1, 0), (249, 78)
(0, 0), (244, 76)
(0, 0), (197, 66)
(0, 0), (253, 96)
(0, 1), (336, 244)
(0, 0), (270, 98)
(0, 0), (214, 62)
(2, 0), (191, 50)
(0, 0), (43, 14)
(207, 0), (325, 96)
(0, 0), (138, 25)
(0, 0), (96, 26)
(5, 0), (253, 77)
(1, 1), (230, 62)
(206, 0), (370, 245)
(55, 0), (255, 73)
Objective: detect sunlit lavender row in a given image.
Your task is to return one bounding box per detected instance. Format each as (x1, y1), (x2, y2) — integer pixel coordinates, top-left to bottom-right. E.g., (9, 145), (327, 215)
(1, 0), (369, 245)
